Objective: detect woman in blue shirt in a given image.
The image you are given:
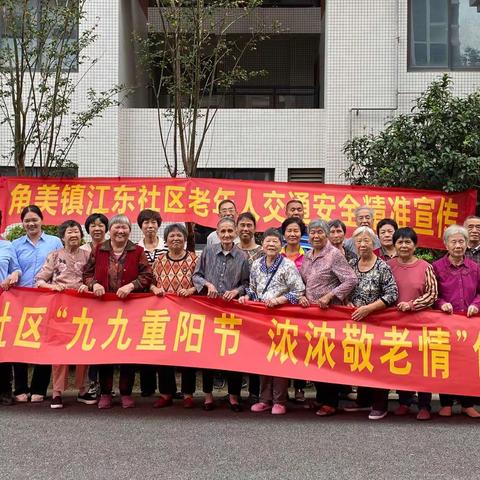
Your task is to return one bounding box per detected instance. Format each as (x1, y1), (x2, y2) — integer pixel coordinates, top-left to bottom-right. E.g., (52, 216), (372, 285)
(12, 205), (62, 403)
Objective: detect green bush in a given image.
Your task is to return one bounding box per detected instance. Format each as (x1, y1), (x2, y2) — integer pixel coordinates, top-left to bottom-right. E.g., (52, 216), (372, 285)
(5, 225), (59, 242)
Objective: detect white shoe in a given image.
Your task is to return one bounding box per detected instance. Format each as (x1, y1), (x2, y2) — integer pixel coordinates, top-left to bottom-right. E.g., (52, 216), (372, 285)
(15, 393), (29, 403)
(31, 394), (44, 403)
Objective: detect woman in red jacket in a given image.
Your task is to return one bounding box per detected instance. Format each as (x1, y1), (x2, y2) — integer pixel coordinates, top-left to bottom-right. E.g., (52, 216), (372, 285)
(83, 214), (153, 409)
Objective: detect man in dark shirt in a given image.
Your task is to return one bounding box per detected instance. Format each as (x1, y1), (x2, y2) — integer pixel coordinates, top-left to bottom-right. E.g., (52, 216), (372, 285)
(465, 215), (480, 264)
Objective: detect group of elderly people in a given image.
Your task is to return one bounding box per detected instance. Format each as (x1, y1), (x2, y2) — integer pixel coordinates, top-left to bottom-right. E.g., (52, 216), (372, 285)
(0, 200), (479, 422)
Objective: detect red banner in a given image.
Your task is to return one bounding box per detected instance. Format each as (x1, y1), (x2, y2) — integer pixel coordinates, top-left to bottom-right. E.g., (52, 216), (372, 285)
(1, 177), (476, 249)
(1, 287), (480, 397)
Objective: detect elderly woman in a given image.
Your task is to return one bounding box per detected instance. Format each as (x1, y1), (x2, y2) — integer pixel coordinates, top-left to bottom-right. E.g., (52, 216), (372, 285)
(299, 219), (358, 416)
(373, 218), (398, 261)
(12, 205), (63, 403)
(80, 213), (109, 254)
(239, 228), (305, 415)
(193, 217), (250, 412)
(344, 226), (398, 420)
(281, 217), (306, 270)
(433, 224), (480, 418)
(83, 215), (153, 409)
(150, 223), (197, 409)
(0, 215), (22, 406)
(35, 220), (94, 409)
(387, 227), (438, 420)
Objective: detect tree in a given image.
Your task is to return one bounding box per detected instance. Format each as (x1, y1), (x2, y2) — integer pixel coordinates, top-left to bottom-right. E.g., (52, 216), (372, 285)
(343, 74), (480, 194)
(136, 0), (274, 248)
(0, 0), (123, 176)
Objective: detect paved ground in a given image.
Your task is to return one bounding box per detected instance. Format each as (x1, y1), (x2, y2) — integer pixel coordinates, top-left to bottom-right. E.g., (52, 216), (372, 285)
(0, 392), (479, 480)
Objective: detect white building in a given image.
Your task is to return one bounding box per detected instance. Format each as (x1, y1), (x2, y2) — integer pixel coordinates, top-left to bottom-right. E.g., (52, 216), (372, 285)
(1, 0), (480, 185)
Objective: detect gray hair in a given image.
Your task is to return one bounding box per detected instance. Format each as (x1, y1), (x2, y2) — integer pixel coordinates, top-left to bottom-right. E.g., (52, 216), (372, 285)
(352, 226), (377, 241)
(443, 224), (468, 245)
(217, 217), (236, 229)
(354, 206), (374, 219)
(163, 223), (187, 242)
(108, 214), (132, 231)
(308, 219), (329, 234)
(464, 215), (480, 227)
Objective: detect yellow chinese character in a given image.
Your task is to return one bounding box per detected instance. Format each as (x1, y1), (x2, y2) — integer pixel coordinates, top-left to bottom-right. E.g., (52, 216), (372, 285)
(173, 312), (205, 353)
(34, 184), (60, 216)
(312, 193), (337, 220)
(387, 196), (411, 227)
(418, 327), (451, 379)
(101, 309), (132, 351)
(61, 185), (87, 215)
(13, 306), (46, 349)
(138, 185), (161, 211)
(413, 197), (436, 235)
(112, 185), (136, 214)
(213, 312), (243, 356)
(8, 184), (32, 215)
(473, 332), (480, 377)
(379, 326), (412, 375)
(0, 302), (12, 348)
(436, 197), (459, 237)
(304, 321), (335, 368)
(164, 185), (186, 214)
(363, 195), (387, 223)
(239, 188), (260, 221)
(66, 307), (96, 351)
(267, 318), (298, 364)
(263, 191), (286, 223)
(136, 309), (170, 351)
(188, 187), (211, 218)
(338, 195), (361, 227)
(342, 322), (374, 372)
(212, 188), (236, 214)
(288, 192), (311, 223)
(86, 185), (111, 214)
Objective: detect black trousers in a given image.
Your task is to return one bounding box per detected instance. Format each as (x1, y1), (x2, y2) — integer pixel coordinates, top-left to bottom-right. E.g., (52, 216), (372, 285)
(398, 390), (432, 410)
(13, 363), (51, 396)
(315, 382), (340, 408)
(356, 386), (389, 411)
(99, 364), (135, 396)
(202, 370), (242, 396)
(0, 363), (12, 394)
(440, 393), (474, 409)
(249, 374), (260, 397)
(139, 365), (158, 394)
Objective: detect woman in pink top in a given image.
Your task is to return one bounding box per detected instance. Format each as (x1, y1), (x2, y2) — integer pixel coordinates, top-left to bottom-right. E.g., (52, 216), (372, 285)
(280, 217), (306, 270)
(388, 227), (438, 421)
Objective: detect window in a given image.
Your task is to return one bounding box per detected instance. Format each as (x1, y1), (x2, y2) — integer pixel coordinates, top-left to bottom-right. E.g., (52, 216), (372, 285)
(409, 0), (480, 69)
(288, 168), (324, 183)
(197, 168), (275, 181)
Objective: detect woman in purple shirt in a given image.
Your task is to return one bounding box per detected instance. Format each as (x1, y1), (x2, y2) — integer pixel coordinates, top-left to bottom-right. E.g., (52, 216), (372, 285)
(433, 224), (480, 418)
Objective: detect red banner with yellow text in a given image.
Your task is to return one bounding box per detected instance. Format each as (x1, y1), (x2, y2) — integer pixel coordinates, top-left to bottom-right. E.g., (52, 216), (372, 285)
(1, 177), (476, 249)
(1, 288), (480, 396)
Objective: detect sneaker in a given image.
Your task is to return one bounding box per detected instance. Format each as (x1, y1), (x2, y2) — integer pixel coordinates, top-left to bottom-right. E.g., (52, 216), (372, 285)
(344, 402), (371, 412)
(251, 402), (271, 413)
(77, 392), (98, 405)
(98, 394), (113, 409)
(394, 404), (410, 416)
(121, 395), (135, 409)
(31, 394), (44, 403)
(416, 408), (432, 421)
(15, 393), (29, 403)
(87, 382), (99, 397)
(368, 409), (388, 420)
(271, 403), (287, 415)
(294, 389), (305, 403)
(152, 396), (173, 408)
(50, 396), (63, 409)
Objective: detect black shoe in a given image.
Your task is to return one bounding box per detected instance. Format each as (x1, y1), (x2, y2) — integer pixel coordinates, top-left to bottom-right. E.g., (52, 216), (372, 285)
(228, 400), (243, 412)
(0, 392), (13, 406)
(50, 396), (63, 409)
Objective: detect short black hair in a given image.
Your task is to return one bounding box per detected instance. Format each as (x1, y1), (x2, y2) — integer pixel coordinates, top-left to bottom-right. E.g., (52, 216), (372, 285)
(376, 218), (398, 235)
(58, 220), (84, 240)
(21, 205), (43, 221)
(163, 223), (187, 243)
(393, 227), (418, 245)
(236, 211), (256, 227)
(85, 213), (109, 232)
(218, 199), (237, 211)
(328, 219), (346, 234)
(137, 209), (162, 228)
(263, 228), (282, 243)
(281, 217), (306, 236)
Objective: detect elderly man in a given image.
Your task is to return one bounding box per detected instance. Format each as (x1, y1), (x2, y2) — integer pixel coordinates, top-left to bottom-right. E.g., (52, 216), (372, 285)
(343, 206), (381, 254)
(464, 215), (480, 264)
(206, 199), (240, 246)
(193, 217), (250, 412)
